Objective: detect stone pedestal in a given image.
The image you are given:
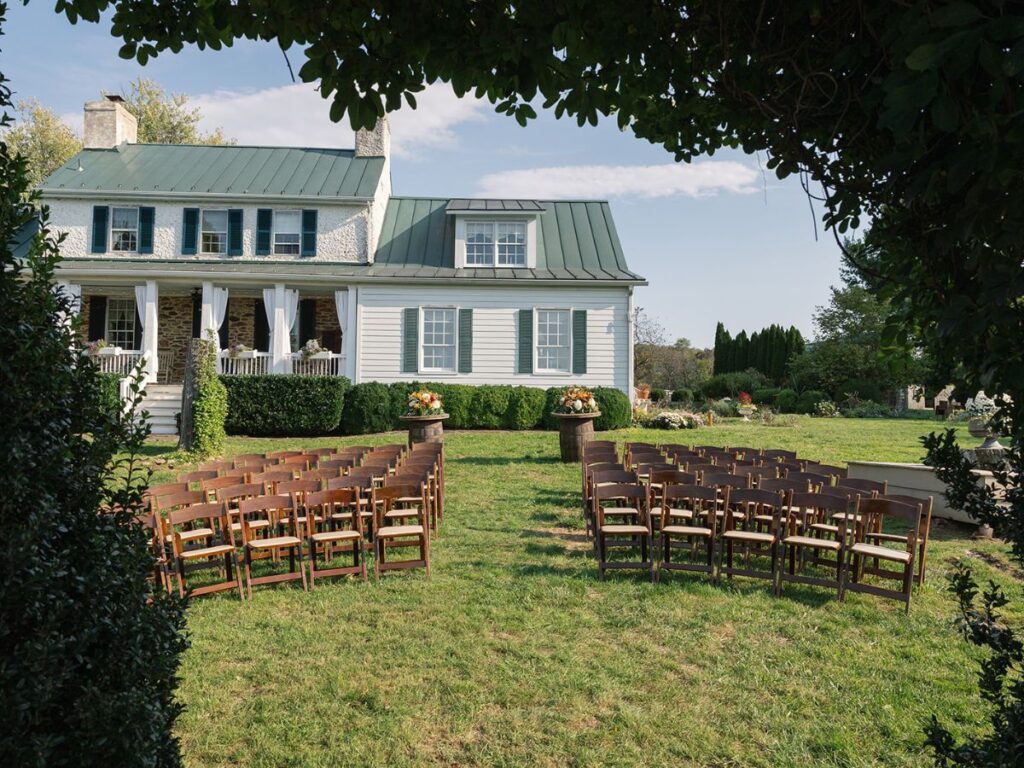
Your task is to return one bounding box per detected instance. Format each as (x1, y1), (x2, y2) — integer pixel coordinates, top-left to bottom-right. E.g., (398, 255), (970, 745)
(400, 414), (448, 448)
(552, 412), (601, 463)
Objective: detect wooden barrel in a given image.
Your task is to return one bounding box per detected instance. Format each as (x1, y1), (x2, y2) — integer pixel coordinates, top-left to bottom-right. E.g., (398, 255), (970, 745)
(402, 415), (448, 447)
(553, 412), (600, 463)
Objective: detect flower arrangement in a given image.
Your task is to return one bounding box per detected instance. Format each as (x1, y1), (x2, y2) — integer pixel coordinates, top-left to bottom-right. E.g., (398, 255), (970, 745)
(229, 343), (252, 357)
(737, 391), (756, 411)
(84, 338), (109, 354)
(649, 410), (704, 430)
(554, 385), (600, 415)
(300, 338), (326, 359)
(965, 392), (998, 421)
(406, 389), (444, 417)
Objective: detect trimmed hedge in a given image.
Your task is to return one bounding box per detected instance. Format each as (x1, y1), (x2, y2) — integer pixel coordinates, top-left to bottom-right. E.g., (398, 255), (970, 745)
(592, 387), (631, 431)
(670, 387), (694, 403)
(700, 370), (771, 399)
(339, 381), (394, 435)
(649, 387), (666, 403)
(774, 388), (799, 413)
(752, 387), (781, 406)
(796, 389), (831, 414)
(222, 375), (350, 436)
(506, 386), (548, 430)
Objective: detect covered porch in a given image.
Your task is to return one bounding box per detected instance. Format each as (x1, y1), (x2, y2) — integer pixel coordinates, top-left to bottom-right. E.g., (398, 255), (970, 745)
(63, 279), (356, 384)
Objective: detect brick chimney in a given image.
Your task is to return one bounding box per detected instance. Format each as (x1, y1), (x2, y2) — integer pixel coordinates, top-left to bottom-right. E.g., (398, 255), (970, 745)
(354, 116), (390, 158)
(83, 94), (137, 149)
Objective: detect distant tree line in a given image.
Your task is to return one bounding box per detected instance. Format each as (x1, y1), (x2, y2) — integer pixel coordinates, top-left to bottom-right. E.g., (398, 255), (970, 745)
(712, 322), (804, 381)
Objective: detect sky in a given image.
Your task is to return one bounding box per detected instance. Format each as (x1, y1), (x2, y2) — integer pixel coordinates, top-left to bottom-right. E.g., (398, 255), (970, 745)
(3, 3), (846, 348)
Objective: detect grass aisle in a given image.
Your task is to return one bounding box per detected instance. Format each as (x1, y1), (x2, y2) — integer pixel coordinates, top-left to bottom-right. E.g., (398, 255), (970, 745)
(151, 418), (1017, 768)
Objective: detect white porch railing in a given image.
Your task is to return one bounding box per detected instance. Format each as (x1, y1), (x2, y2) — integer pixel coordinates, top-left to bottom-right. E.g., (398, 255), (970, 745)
(289, 352), (346, 376)
(220, 351), (270, 376)
(90, 349), (143, 376)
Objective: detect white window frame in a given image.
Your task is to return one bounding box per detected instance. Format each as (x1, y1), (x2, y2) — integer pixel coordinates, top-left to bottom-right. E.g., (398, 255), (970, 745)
(534, 307), (573, 375)
(419, 306), (458, 375)
(109, 206), (139, 253)
(105, 296), (137, 350)
(454, 216), (537, 268)
(200, 208), (229, 255)
(273, 209), (302, 256)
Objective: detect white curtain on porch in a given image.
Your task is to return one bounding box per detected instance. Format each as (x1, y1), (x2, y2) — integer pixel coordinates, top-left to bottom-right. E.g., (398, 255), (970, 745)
(334, 290), (348, 345)
(134, 282), (159, 382)
(200, 284), (229, 371)
(263, 286), (299, 373)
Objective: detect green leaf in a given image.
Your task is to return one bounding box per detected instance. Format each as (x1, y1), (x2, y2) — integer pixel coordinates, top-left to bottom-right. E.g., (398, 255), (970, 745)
(931, 2), (981, 28)
(906, 43), (941, 71)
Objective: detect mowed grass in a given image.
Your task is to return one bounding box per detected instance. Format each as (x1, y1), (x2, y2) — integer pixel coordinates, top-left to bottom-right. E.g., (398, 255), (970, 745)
(143, 417), (1018, 768)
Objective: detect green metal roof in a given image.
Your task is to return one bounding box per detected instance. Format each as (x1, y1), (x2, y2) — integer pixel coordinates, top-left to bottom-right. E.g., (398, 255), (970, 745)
(375, 197), (643, 282)
(446, 199), (545, 212)
(39, 143), (384, 201)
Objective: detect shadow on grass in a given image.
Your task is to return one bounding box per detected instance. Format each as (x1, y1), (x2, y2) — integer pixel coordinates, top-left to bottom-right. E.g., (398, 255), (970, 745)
(456, 455), (563, 466)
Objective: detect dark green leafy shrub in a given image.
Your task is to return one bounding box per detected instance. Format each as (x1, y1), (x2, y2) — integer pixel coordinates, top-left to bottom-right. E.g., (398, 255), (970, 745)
(340, 382), (395, 434)
(222, 375), (349, 436)
(593, 387), (631, 430)
(505, 386), (546, 429)
(97, 372), (122, 417)
(701, 370), (771, 399)
(541, 387), (563, 429)
(843, 400), (895, 418)
(773, 388), (799, 413)
(649, 387), (666, 403)
(752, 387), (780, 406)
(192, 338), (227, 454)
(839, 378), (887, 404)
(1, 121), (187, 766)
(414, 382), (473, 428)
(469, 385), (513, 429)
(670, 387), (693, 403)
(388, 381), (416, 428)
(711, 398), (739, 417)
(796, 389), (830, 414)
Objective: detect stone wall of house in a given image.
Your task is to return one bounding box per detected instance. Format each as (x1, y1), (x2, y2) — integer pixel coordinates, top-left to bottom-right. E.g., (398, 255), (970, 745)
(160, 296), (193, 382)
(76, 294), (91, 345)
(227, 297), (256, 349)
(315, 297), (342, 352)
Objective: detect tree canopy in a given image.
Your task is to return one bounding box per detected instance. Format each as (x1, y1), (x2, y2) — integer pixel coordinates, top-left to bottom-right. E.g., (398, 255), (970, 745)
(120, 78), (232, 145)
(3, 99), (81, 187)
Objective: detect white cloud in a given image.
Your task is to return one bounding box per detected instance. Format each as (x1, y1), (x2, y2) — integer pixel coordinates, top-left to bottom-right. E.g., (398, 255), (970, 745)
(190, 82), (487, 158)
(476, 161), (760, 199)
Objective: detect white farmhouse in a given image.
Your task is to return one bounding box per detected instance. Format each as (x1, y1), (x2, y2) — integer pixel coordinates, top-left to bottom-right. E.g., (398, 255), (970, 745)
(36, 95), (644, 433)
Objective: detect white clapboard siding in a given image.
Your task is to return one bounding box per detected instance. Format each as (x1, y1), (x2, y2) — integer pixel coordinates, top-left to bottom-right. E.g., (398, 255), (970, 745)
(356, 284), (630, 393)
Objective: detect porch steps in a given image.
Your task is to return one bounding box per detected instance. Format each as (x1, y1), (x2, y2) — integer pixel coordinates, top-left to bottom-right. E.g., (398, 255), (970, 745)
(138, 384), (182, 436)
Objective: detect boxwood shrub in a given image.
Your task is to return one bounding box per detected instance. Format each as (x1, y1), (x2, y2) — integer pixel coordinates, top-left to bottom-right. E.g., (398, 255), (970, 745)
(773, 388), (799, 413)
(222, 375), (350, 436)
(670, 387), (694, 404)
(593, 387), (631, 430)
(796, 389), (831, 414)
(469, 385), (513, 429)
(505, 386), (547, 430)
(752, 387), (781, 406)
(340, 381), (394, 434)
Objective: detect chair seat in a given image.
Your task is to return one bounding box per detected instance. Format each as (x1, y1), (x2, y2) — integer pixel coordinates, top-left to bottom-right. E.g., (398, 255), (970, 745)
(377, 524), (425, 538)
(330, 511), (354, 521)
(384, 508), (420, 520)
(602, 506), (640, 517)
(783, 535), (841, 551)
(867, 532), (909, 543)
(722, 530), (775, 543)
(662, 525), (712, 537)
(832, 512), (861, 522)
(281, 515), (324, 526)
(179, 543), (234, 560)
(311, 529), (361, 543)
(652, 506), (694, 519)
(850, 543), (912, 563)
(247, 535), (302, 550)
(809, 522), (839, 534)
(231, 519), (271, 532)
(600, 524), (649, 535)
(165, 527), (213, 543)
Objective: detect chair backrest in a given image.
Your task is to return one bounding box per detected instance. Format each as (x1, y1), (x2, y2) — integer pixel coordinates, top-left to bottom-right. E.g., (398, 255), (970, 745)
(145, 481), (188, 499)
(587, 440), (618, 449)
(327, 473), (375, 491)
(691, 445), (723, 456)
(684, 463), (723, 478)
(627, 450), (665, 465)
(649, 469), (697, 487)
(266, 450), (303, 460)
(733, 465), (779, 483)
(150, 489), (206, 513)
(664, 449), (702, 465)
(625, 441), (658, 453)
(277, 479), (322, 498)
(838, 477), (887, 495)
(215, 482), (263, 503)
(404, 454), (440, 469)
(276, 454), (313, 470)
(703, 472), (751, 490)
(248, 470), (296, 486)
(704, 450), (740, 464)
(593, 482), (646, 526)
(803, 462), (847, 479)
(315, 458), (355, 472)
(335, 444), (373, 458)
(201, 473), (249, 492)
(197, 459), (232, 473)
(591, 469), (639, 487)
(232, 453), (265, 466)
(309, 447), (337, 457)
(776, 460), (805, 475)
(165, 502), (229, 554)
(301, 467), (342, 481)
(855, 497), (922, 541)
(390, 468), (431, 485)
(728, 447), (762, 459)
(763, 449), (798, 461)
(633, 462), (677, 477)
(879, 493), (933, 524)
(759, 477), (811, 495)
(816, 485), (858, 504)
(662, 484), (718, 525)
(177, 470), (218, 486)
(306, 488), (363, 531)
(371, 484), (425, 527)
(234, 458), (271, 471)
(785, 471), (832, 489)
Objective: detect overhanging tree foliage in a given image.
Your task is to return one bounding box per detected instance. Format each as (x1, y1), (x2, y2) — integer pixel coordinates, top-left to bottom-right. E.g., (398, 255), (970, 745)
(46, 1), (1024, 763)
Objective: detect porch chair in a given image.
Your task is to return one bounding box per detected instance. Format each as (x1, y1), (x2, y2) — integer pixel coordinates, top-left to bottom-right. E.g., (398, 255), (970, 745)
(371, 484), (430, 580)
(593, 483), (654, 582)
(841, 497), (923, 613)
(658, 484), (717, 581)
(237, 494), (308, 596)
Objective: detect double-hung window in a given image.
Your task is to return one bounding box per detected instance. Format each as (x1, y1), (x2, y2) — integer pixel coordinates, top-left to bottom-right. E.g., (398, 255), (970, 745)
(464, 220), (527, 266)
(106, 297), (137, 349)
(110, 207), (139, 252)
(536, 309), (571, 373)
(421, 307), (456, 372)
(201, 209), (228, 254)
(273, 210), (302, 255)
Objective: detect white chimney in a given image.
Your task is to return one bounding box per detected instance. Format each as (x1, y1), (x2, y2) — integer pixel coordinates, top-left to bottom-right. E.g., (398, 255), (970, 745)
(83, 94), (137, 149)
(354, 116), (390, 158)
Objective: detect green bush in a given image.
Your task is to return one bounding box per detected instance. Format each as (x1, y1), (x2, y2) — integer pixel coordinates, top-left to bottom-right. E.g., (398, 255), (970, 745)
(710, 398), (739, 417)
(701, 370), (771, 399)
(223, 375), (349, 436)
(796, 389), (830, 414)
(192, 339), (227, 455)
(540, 387), (564, 429)
(593, 387), (631, 430)
(469, 385), (513, 429)
(427, 383), (474, 428)
(839, 378), (887, 403)
(670, 387), (693, 403)
(505, 386), (547, 429)
(340, 382), (395, 434)
(774, 388), (799, 413)
(97, 372), (122, 417)
(752, 387), (781, 406)
(844, 400), (895, 418)
(649, 387), (666, 403)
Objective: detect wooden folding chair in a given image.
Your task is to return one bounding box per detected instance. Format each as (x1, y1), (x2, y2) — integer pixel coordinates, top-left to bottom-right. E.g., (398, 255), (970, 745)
(403, 454), (443, 525)
(593, 483), (653, 581)
(266, 450), (304, 461)
(277, 478), (323, 508)
(248, 469), (297, 494)
(313, 458), (355, 473)
(867, 493), (933, 587)
(803, 462), (847, 480)
(785, 470), (833, 490)
(200, 473), (249, 501)
(658, 484), (716, 581)
(166, 501), (244, 599)
(134, 510), (172, 594)
(304, 489), (367, 585)
(198, 459), (233, 473)
(841, 498), (922, 613)
(837, 477), (887, 497)
(589, 469), (641, 537)
(372, 484), (429, 579)
(216, 482), (265, 545)
(177, 470), (218, 489)
(237, 494), (308, 596)
(776, 492), (849, 599)
(145, 481), (189, 501)
(648, 469), (697, 523)
(718, 488), (786, 587)
(763, 449), (798, 462)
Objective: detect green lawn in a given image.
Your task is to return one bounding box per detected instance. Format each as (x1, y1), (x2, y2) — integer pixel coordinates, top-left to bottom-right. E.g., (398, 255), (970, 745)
(145, 417), (1016, 768)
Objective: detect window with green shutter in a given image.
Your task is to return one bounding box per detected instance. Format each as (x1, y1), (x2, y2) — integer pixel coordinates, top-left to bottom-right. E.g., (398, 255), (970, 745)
(517, 308), (534, 374)
(255, 209), (273, 255)
(181, 208), (199, 255)
(458, 308), (473, 373)
(91, 206), (108, 253)
(572, 309), (588, 375)
(227, 209), (243, 256)
(138, 206), (155, 254)
(402, 307), (419, 374)
(301, 209), (317, 256)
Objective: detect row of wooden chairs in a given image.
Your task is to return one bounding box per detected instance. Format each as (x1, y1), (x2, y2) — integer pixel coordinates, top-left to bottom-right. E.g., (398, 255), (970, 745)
(592, 481), (928, 612)
(137, 443), (444, 598)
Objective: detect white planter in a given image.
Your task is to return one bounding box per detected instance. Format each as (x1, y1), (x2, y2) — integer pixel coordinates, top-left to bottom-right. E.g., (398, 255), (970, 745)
(231, 350), (257, 359)
(95, 346), (122, 356)
(304, 351), (332, 360)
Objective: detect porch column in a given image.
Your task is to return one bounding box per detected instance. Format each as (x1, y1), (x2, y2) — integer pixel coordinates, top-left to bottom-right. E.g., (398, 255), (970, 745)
(134, 281), (159, 383)
(200, 281), (229, 372)
(344, 286), (358, 381)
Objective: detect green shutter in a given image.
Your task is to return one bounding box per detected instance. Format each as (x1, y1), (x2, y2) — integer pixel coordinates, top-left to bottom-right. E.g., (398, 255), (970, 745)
(256, 208), (272, 255)
(518, 309), (533, 374)
(227, 209), (243, 256)
(91, 206), (108, 253)
(182, 208), (199, 255)
(138, 206), (155, 254)
(458, 308), (473, 373)
(572, 309), (587, 375)
(402, 307), (419, 374)
(301, 209), (317, 256)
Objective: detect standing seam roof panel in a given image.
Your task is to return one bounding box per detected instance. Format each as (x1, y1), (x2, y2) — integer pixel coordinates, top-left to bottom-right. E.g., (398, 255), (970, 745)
(191, 146), (246, 194)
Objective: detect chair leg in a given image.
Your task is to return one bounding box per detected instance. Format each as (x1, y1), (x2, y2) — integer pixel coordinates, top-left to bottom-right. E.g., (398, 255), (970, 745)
(307, 537), (317, 589)
(244, 547), (254, 599)
(297, 545), (309, 592)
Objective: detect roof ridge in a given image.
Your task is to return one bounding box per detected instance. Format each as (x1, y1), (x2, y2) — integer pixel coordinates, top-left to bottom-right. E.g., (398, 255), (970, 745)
(88, 143), (358, 153)
(390, 194), (613, 204)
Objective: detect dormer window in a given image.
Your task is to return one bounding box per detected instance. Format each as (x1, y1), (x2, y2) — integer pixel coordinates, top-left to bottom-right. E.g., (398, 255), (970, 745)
(465, 221), (526, 266)
(451, 205), (539, 269)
